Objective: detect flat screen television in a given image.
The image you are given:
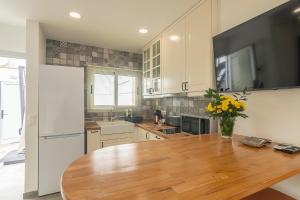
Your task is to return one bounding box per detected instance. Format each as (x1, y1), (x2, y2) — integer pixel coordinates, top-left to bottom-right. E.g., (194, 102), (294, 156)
(213, 0), (300, 92)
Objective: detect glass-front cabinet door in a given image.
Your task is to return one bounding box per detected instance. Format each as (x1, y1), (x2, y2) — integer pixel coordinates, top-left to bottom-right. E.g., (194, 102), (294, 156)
(142, 37), (162, 96)
(143, 47), (152, 95)
(152, 40), (161, 94)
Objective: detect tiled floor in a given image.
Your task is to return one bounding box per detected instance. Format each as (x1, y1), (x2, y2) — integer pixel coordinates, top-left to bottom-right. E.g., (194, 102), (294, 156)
(0, 162), (24, 200)
(0, 142), (63, 200)
(0, 142), (20, 158)
(0, 161), (63, 200)
(0, 143), (24, 200)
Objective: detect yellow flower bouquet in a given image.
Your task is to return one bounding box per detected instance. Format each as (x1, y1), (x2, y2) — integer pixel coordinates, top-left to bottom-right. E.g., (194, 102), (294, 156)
(204, 88), (249, 138)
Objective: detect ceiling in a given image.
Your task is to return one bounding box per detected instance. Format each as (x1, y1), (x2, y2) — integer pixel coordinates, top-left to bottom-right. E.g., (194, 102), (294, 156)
(0, 0), (201, 53)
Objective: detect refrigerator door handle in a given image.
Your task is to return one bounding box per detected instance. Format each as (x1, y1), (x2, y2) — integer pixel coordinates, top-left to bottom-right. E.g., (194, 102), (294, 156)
(41, 133), (83, 140)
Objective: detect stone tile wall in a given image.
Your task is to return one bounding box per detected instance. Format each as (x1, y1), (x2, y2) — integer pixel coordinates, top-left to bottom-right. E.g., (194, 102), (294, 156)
(46, 39), (142, 69)
(142, 96), (210, 119)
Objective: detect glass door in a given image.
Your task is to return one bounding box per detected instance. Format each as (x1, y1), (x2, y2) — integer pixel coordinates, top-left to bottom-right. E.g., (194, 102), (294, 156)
(143, 47), (152, 95)
(152, 40), (161, 94)
(0, 57), (25, 144)
(0, 81), (22, 144)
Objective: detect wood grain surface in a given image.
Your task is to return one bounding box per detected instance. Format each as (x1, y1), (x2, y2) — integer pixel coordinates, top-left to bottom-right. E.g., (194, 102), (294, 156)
(85, 121), (101, 130)
(136, 121), (191, 139)
(61, 134), (300, 200)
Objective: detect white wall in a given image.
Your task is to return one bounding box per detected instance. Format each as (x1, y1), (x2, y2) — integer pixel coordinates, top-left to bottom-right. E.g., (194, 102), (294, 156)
(216, 0), (300, 199)
(25, 20), (46, 193)
(217, 0), (289, 33)
(0, 22), (26, 57)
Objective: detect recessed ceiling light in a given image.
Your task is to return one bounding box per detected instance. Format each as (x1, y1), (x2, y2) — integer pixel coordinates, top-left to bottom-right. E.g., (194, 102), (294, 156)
(293, 7), (300, 14)
(69, 12), (81, 19)
(169, 35), (180, 41)
(139, 28), (148, 34)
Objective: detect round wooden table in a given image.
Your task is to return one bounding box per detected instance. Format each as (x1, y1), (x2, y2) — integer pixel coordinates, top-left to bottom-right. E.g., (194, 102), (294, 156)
(61, 134), (300, 200)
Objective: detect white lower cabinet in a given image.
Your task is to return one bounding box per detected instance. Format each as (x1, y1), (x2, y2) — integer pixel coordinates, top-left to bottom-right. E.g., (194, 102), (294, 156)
(136, 127), (165, 141)
(87, 127), (165, 152)
(87, 130), (101, 153)
(137, 127), (148, 141)
(101, 137), (133, 148)
(148, 132), (163, 140)
(100, 132), (134, 148)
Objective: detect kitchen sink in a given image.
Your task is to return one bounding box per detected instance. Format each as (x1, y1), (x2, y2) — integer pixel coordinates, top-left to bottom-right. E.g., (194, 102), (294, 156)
(96, 120), (135, 134)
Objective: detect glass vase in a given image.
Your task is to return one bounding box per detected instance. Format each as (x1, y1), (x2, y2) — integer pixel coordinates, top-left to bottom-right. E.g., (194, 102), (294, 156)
(220, 117), (235, 139)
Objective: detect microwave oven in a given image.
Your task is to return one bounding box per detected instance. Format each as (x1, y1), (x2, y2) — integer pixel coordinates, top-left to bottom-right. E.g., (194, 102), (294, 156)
(181, 115), (210, 135)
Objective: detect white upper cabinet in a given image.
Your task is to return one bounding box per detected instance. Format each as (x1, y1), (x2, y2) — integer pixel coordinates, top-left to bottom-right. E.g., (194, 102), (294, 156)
(143, 37), (162, 96)
(142, 0), (213, 97)
(162, 18), (187, 94)
(186, 0), (213, 95)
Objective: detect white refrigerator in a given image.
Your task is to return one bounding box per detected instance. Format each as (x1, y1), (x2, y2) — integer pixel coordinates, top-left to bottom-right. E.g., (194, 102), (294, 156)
(38, 65), (85, 196)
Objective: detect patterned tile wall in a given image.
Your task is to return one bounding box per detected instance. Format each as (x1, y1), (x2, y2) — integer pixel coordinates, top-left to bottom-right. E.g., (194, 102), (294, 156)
(46, 39), (142, 69)
(142, 96), (210, 119)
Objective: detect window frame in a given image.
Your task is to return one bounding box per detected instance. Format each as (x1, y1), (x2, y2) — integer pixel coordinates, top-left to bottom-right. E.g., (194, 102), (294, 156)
(87, 66), (141, 112)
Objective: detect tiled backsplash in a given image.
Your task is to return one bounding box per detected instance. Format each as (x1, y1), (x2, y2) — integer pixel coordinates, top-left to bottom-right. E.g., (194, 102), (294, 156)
(143, 96), (210, 119)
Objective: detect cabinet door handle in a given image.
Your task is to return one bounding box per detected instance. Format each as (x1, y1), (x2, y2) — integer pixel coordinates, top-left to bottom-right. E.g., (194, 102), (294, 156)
(90, 85), (93, 94)
(101, 141), (104, 148)
(146, 132), (149, 139)
(185, 82), (188, 91)
(182, 82), (184, 91)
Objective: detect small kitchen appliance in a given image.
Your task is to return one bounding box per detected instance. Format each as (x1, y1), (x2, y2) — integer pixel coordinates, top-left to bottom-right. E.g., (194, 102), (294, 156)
(181, 115), (210, 135)
(153, 110), (162, 124)
(166, 116), (181, 127)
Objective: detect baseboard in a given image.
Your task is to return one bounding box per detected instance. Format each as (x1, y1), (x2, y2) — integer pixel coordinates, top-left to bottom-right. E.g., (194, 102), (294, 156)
(23, 191), (38, 199)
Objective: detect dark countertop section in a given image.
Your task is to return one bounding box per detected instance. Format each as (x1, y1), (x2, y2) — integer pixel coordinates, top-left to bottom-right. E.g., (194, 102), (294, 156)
(135, 121), (192, 139)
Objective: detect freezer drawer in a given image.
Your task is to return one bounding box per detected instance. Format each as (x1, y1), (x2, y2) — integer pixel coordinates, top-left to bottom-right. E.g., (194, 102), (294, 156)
(38, 133), (84, 196)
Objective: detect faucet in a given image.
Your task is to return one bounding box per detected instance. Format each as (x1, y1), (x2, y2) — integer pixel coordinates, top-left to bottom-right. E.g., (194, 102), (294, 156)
(110, 110), (122, 122)
(110, 116), (119, 122)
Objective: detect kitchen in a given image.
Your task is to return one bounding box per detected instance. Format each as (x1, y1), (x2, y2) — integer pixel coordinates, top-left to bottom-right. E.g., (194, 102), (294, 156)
(44, 0), (216, 156)
(1, 0), (300, 200)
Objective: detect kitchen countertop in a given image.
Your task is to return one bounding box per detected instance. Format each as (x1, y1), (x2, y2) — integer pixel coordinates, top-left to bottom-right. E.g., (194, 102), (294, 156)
(61, 134), (300, 200)
(85, 121), (100, 130)
(85, 120), (191, 139)
(135, 121), (192, 139)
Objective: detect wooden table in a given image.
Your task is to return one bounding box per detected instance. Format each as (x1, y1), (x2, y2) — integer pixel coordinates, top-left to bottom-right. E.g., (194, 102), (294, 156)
(61, 134), (300, 200)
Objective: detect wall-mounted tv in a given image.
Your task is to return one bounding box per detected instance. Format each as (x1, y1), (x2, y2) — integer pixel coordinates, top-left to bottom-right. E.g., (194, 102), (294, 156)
(213, 0), (300, 92)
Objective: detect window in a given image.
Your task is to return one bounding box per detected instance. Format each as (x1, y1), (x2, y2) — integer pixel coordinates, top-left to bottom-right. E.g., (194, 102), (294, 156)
(118, 76), (136, 106)
(93, 74), (115, 106)
(87, 67), (141, 110)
